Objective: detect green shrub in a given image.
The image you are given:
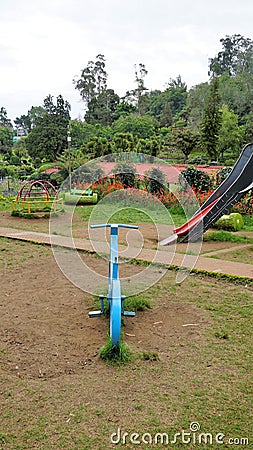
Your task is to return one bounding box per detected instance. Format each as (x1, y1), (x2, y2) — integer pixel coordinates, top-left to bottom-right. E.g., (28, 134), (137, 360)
(179, 167), (213, 192)
(214, 213), (244, 231)
(64, 193), (98, 205)
(144, 167), (166, 195)
(216, 167), (232, 185)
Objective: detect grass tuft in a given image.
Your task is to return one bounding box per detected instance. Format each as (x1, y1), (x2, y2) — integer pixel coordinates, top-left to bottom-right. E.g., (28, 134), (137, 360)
(123, 294), (151, 312)
(204, 230), (253, 243)
(140, 350), (159, 361)
(99, 336), (132, 365)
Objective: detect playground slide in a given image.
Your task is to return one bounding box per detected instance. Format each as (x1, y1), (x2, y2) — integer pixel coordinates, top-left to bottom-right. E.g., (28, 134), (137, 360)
(160, 143), (253, 245)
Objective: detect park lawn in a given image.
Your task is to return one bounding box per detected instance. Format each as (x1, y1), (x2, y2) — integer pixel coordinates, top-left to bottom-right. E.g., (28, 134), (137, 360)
(0, 197), (13, 213)
(207, 246), (253, 265)
(0, 238), (252, 449)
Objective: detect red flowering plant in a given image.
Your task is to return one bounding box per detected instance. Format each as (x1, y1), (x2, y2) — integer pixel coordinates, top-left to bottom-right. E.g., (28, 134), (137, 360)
(91, 177), (125, 199)
(155, 190), (180, 209)
(231, 192), (253, 216)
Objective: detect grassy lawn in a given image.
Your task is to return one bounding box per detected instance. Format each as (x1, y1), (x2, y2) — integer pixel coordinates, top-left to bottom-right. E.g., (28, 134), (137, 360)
(0, 196), (13, 213)
(204, 230), (253, 243)
(76, 204), (189, 228)
(75, 204), (253, 233)
(240, 215), (253, 232)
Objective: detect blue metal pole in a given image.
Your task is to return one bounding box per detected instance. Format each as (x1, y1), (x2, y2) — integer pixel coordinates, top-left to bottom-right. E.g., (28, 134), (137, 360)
(89, 223), (138, 346)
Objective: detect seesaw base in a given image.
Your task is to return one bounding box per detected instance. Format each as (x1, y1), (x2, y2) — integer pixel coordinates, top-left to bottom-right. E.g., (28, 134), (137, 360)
(89, 295), (136, 318)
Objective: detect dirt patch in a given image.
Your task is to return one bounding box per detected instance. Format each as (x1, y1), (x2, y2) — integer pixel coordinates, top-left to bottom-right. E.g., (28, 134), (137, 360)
(0, 238), (252, 449)
(0, 240), (206, 380)
(0, 210), (50, 233)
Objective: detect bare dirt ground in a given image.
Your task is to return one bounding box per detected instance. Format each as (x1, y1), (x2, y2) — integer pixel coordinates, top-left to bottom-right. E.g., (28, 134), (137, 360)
(0, 241), (208, 380)
(0, 211), (252, 449)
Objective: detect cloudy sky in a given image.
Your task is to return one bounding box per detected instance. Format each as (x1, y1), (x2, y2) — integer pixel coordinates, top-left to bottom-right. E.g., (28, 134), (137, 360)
(1, 0), (252, 123)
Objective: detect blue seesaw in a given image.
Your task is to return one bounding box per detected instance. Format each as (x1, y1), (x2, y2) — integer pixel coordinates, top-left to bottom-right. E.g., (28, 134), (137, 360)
(89, 223), (138, 346)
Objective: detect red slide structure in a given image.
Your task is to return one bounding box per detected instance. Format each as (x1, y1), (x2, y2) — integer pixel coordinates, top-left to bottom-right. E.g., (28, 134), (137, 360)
(160, 143), (253, 245)
(173, 199), (219, 237)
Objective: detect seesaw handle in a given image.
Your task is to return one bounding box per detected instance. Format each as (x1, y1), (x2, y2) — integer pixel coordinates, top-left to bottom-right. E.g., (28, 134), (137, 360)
(90, 223), (138, 230)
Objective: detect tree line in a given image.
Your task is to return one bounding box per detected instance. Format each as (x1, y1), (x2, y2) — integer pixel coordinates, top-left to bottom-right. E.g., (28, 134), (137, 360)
(0, 34), (253, 182)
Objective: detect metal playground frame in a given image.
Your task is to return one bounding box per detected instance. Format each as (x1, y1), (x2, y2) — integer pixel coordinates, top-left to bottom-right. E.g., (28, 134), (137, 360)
(89, 223), (138, 346)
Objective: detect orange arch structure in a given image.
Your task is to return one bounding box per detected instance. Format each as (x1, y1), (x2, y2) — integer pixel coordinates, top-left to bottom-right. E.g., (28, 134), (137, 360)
(12, 180), (63, 216)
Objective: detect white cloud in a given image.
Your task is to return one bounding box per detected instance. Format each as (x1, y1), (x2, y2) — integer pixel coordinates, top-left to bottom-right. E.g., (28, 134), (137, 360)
(1, 0), (252, 122)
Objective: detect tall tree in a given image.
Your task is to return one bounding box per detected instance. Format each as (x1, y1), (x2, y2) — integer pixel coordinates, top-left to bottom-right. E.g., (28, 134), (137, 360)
(0, 107), (12, 129)
(73, 54), (107, 109)
(160, 102), (173, 127)
(134, 63), (148, 115)
(200, 77), (222, 161)
(15, 106), (45, 135)
(209, 34), (253, 77)
(218, 104), (245, 160)
(218, 71), (253, 118)
(171, 127), (200, 161)
(164, 76), (188, 117)
(0, 126), (13, 156)
(112, 115), (158, 139)
(124, 63), (148, 115)
(186, 82), (210, 130)
(85, 89), (120, 125)
(26, 95), (71, 161)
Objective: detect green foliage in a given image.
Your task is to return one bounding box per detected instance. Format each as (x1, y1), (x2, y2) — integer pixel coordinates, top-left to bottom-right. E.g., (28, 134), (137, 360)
(99, 336), (132, 364)
(73, 54), (107, 107)
(164, 75), (188, 115)
(216, 166), (232, 185)
(179, 167), (213, 192)
(112, 114), (158, 139)
(26, 95), (70, 161)
(0, 195), (13, 212)
(0, 107), (12, 128)
(0, 125), (13, 155)
(85, 136), (113, 157)
(204, 230), (253, 243)
(111, 161), (137, 187)
(218, 71), (253, 119)
(85, 89), (120, 125)
(144, 166), (166, 194)
(0, 162), (19, 178)
(200, 77), (222, 160)
(123, 295), (151, 312)
(70, 120), (112, 149)
(186, 82), (210, 130)
(170, 127), (200, 160)
(115, 101), (137, 118)
(209, 34), (253, 77)
(243, 111), (253, 142)
(112, 132), (135, 153)
(214, 213), (244, 231)
(218, 104), (245, 160)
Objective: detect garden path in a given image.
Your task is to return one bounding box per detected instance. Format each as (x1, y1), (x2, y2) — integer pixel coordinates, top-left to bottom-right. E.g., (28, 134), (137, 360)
(0, 226), (253, 280)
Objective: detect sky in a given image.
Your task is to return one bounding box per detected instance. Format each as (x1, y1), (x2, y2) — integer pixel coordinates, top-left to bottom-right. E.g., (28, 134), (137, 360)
(1, 0), (253, 124)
